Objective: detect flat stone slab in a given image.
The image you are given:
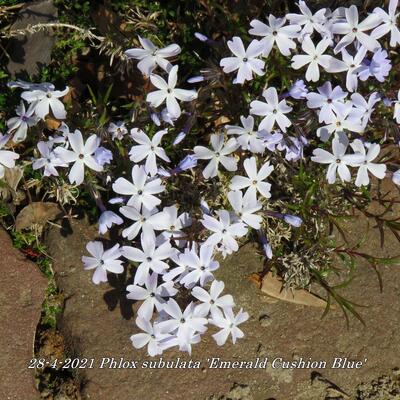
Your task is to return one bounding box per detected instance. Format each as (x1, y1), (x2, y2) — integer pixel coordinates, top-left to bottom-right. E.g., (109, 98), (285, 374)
(7, 0), (58, 78)
(0, 229), (47, 400)
(46, 198), (400, 400)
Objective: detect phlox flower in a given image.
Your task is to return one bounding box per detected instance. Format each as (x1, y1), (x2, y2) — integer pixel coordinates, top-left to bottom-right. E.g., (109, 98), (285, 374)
(98, 210), (123, 235)
(108, 121), (128, 140)
(225, 115), (266, 153)
(129, 128), (170, 176)
(350, 92), (380, 127)
(372, 0), (400, 47)
(125, 36), (181, 76)
(306, 82), (347, 123)
(54, 130), (103, 185)
(209, 307), (249, 346)
(192, 280), (234, 318)
(0, 134), (19, 179)
(112, 164), (164, 210)
(122, 231), (175, 285)
(220, 37), (265, 84)
(146, 65), (197, 119)
(291, 36), (343, 82)
(227, 190), (262, 229)
(250, 86), (292, 132)
(358, 49), (392, 83)
(194, 134), (238, 179)
(332, 5), (382, 53)
(339, 47), (368, 92)
(7, 101), (38, 143)
(21, 85), (69, 120)
(249, 15), (300, 56)
(288, 79), (308, 99)
(200, 210), (247, 254)
(82, 241), (124, 284)
(32, 141), (66, 177)
(179, 244), (220, 287)
(311, 133), (364, 184)
(230, 156), (274, 199)
(350, 139), (386, 186)
(126, 272), (177, 320)
(130, 317), (170, 356)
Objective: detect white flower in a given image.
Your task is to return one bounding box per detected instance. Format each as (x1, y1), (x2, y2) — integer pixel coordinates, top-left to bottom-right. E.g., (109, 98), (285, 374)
(146, 65), (197, 119)
(191, 280), (234, 318)
(156, 205), (192, 247)
(393, 169), (400, 185)
(21, 86), (69, 120)
(112, 165), (164, 211)
(129, 129), (170, 176)
(393, 90), (400, 123)
(200, 210), (247, 254)
(98, 210), (123, 235)
(220, 37), (265, 84)
(119, 205), (168, 240)
(54, 130), (103, 185)
(130, 317), (169, 356)
(108, 121), (128, 140)
(32, 141), (66, 177)
(179, 244), (219, 287)
(125, 36), (181, 76)
(340, 47), (368, 92)
(126, 272), (177, 320)
(372, 0), (400, 47)
(249, 15), (300, 56)
(227, 190), (262, 229)
(82, 241), (124, 284)
(209, 307), (249, 346)
(225, 116), (266, 153)
(7, 101), (38, 143)
(122, 231), (175, 285)
(306, 82), (347, 123)
(157, 299), (208, 348)
(250, 87), (292, 132)
(350, 92), (380, 128)
(350, 139), (386, 186)
(291, 36), (341, 82)
(332, 5), (382, 53)
(0, 134), (19, 179)
(316, 103), (364, 141)
(311, 134), (364, 184)
(287, 1), (328, 37)
(194, 134), (238, 179)
(230, 156), (274, 199)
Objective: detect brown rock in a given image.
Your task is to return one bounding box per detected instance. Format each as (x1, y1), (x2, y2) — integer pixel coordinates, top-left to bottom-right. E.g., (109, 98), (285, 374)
(0, 229), (47, 400)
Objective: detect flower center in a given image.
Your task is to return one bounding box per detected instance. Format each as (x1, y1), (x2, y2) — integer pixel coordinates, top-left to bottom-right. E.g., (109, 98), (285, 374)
(273, 109), (277, 114)
(352, 27), (358, 33)
(138, 190), (143, 195)
(215, 152), (220, 157)
(272, 31), (277, 36)
(180, 318), (185, 323)
(146, 256), (152, 262)
(252, 179), (257, 185)
(200, 266), (205, 271)
(79, 154), (84, 159)
(336, 159), (341, 163)
(46, 92), (52, 98)
(327, 99), (332, 104)
(243, 57), (248, 62)
(21, 115), (29, 122)
(170, 225), (176, 231)
(222, 229), (227, 234)
(210, 299), (215, 304)
(150, 292), (155, 297)
(167, 88), (172, 94)
(151, 334), (156, 339)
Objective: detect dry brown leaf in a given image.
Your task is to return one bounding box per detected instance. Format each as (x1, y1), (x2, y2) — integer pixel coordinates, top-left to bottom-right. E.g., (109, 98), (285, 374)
(16, 202), (63, 231)
(45, 117), (61, 130)
(214, 116), (230, 127)
(261, 272), (327, 308)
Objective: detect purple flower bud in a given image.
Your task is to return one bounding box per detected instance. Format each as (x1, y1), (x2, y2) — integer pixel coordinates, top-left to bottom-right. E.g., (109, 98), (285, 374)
(283, 214), (303, 227)
(258, 231), (273, 259)
(109, 197), (126, 204)
(173, 131), (186, 146)
(158, 167), (172, 177)
(288, 79), (308, 99)
(94, 147), (113, 166)
(393, 170), (400, 186)
(187, 76), (205, 83)
(98, 210), (123, 235)
(195, 32), (208, 42)
(200, 198), (211, 215)
(173, 154), (197, 173)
